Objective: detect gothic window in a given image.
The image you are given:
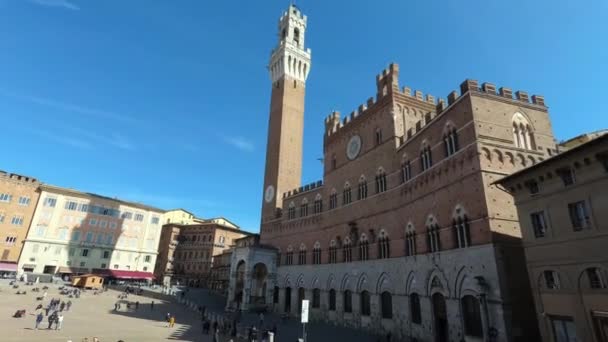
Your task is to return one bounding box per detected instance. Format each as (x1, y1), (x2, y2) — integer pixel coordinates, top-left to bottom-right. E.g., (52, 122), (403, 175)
(443, 125), (459, 157)
(410, 293), (421, 324)
(329, 289), (336, 311)
(342, 182), (352, 205)
(357, 176), (368, 200)
(453, 210), (471, 248)
(359, 234), (369, 261)
(462, 295), (483, 338)
(427, 217), (441, 253)
(312, 288), (321, 308)
(375, 128), (383, 146)
(312, 242), (322, 264)
(512, 113), (536, 150)
(405, 223), (416, 256)
(329, 240), (338, 264)
(360, 290), (371, 316)
(298, 244), (307, 265)
(288, 202), (296, 220)
(313, 194), (323, 214)
(293, 28), (300, 45)
(381, 291), (393, 319)
(375, 168), (387, 193)
(401, 160), (412, 183)
(300, 199), (309, 217)
(286, 245), (294, 265)
(343, 290), (353, 313)
(420, 144), (433, 171)
(329, 189), (338, 210)
(378, 230), (390, 259)
(586, 267), (606, 289)
(544, 270), (560, 289)
(343, 237), (353, 262)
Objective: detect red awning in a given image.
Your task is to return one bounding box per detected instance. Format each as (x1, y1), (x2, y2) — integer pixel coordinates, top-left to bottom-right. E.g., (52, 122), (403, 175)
(0, 262), (17, 272)
(107, 270), (155, 280)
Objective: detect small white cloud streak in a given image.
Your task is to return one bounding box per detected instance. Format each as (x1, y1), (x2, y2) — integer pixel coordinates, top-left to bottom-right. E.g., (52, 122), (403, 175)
(223, 136), (254, 152)
(29, 128), (92, 149)
(0, 89), (137, 124)
(29, 0), (79, 10)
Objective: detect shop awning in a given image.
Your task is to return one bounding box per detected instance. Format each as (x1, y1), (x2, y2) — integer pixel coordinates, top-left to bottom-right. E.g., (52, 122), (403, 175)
(0, 262), (17, 272)
(107, 270), (155, 280)
(91, 268), (111, 276)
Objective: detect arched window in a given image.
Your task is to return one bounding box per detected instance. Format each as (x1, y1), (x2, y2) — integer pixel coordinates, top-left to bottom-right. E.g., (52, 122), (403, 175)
(314, 194), (323, 214)
(410, 293), (421, 324)
(381, 291), (393, 319)
(462, 295), (483, 338)
(375, 168), (387, 193)
(405, 223), (416, 256)
(378, 230), (390, 259)
(293, 28), (300, 45)
(300, 199), (309, 217)
(312, 242), (322, 264)
(543, 270), (561, 289)
(453, 209), (471, 248)
(329, 239), (338, 264)
(288, 202), (296, 220)
(298, 244), (307, 265)
(344, 290), (352, 313)
(342, 182), (352, 205)
(329, 189), (338, 209)
(343, 237), (353, 262)
(420, 143), (433, 171)
(427, 216), (441, 253)
(360, 290), (371, 316)
(401, 159), (412, 183)
(586, 267), (607, 289)
(357, 176), (368, 200)
(375, 128), (383, 146)
(512, 113), (536, 150)
(329, 289), (336, 311)
(312, 288), (321, 308)
(443, 125), (459, 157)
(358, 234), (369, 261)
(286, 245), (294, 265)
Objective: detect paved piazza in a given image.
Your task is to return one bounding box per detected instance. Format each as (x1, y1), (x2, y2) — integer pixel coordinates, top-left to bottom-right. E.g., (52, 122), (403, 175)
(0, 280), (378, 342)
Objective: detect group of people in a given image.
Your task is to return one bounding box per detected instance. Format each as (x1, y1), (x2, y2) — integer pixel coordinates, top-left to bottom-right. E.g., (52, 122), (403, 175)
(34, 310), (64, 330)
(30, 290), (73, 330)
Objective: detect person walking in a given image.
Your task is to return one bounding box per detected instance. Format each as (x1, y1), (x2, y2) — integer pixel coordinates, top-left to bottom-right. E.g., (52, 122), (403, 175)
(56, 314), (64, 330)
(151, 301), (154, 310)
(258, 312), (264, 328)
(169, 315), (176, 328)
(47, 312), (55, 329)
(35, 312), (43, 330)
(135, 301), (139, 310)
(66, 300), (72, 311)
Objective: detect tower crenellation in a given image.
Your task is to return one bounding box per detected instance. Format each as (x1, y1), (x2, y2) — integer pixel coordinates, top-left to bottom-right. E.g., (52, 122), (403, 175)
(269, 4), (311, 84)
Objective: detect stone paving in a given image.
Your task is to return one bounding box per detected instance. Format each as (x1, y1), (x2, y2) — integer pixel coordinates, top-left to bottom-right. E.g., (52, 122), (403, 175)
(0, 279), (382, 341)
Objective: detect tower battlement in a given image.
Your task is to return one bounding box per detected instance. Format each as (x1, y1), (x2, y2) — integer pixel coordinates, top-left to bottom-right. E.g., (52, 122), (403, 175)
(280, 4), (307, 23)
(398, 78), (547, 146)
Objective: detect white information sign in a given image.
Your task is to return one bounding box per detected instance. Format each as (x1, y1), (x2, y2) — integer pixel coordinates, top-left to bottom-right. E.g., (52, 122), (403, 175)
(301, 299), (309, 323)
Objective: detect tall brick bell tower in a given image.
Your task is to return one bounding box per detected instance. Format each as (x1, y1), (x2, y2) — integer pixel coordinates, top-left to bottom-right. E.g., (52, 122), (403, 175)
(261, 4), (311, 224)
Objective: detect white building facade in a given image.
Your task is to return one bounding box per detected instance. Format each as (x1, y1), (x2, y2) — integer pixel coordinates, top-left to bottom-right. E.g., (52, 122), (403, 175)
(18, 185), (164, 277)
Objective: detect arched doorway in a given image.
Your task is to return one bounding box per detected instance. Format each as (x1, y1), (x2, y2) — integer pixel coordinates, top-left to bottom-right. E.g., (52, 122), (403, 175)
(235, 260), (246, 307)
(432, 293), (449, 342)
(251, 263), (268, 305)
(298, 287), (306, 314)
(284, 287), (292, 312)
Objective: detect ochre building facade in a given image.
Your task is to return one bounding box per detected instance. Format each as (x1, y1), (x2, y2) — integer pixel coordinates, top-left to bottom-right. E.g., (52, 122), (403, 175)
(498, 133), (608, 342)
(227, 4), (559, 342)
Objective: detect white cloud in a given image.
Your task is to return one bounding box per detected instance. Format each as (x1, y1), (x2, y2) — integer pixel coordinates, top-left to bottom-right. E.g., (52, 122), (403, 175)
(29, 0), (79, 10)
(0, 89), (137, 124)
(223, 136), (254, 152)
(29, 128), (92, 149)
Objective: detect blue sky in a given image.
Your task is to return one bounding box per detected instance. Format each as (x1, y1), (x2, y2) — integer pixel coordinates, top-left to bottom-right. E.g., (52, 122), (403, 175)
(1, 0), (606, 232)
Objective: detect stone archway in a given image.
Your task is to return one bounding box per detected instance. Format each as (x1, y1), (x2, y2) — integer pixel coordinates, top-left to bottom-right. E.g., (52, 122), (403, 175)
(234, 260), (246, 307)
(251, 262), (269, 305)
(432, 293), (449, 342)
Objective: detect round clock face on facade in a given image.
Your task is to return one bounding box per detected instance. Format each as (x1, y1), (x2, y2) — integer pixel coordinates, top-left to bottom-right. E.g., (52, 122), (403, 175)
(264, 185), (275, 203)
(346, 135), (362, 160)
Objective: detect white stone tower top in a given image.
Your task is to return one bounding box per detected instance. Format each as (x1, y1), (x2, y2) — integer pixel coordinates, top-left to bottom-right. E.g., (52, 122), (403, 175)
(269, 4), (311, 83)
